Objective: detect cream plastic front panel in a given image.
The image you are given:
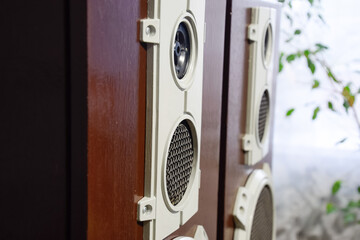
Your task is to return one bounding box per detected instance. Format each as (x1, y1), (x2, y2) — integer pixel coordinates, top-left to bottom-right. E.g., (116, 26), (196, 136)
(242, 7), (276, 165)
(137, 0), (206, 240)
(233, 163), (276, 240)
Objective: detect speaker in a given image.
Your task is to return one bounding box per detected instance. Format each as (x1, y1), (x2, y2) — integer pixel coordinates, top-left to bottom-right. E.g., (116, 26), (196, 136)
(232, 163), (275, 240)
(242, 7), (277, 166)
(137, 0), (206, 239)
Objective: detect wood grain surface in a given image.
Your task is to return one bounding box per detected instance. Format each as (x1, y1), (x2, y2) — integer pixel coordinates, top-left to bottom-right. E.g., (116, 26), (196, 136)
(87, 0), (147, 239)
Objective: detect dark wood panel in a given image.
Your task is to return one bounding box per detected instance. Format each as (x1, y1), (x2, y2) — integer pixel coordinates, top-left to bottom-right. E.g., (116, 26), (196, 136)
(167, 0), (227, 239)
(87, 0), (147, 239)
(218, 1), (281, 239)
(0, 1), (69, 239)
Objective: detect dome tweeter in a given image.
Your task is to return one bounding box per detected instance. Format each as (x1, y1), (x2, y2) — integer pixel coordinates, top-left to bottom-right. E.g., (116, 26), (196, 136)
(242, 7), (277, 166)
(138, 1), (206, 240)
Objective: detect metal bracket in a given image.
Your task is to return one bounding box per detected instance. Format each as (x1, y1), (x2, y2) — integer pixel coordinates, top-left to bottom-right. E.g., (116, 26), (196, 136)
(140, 19), (160, 44)
(137, 197), (156, 221)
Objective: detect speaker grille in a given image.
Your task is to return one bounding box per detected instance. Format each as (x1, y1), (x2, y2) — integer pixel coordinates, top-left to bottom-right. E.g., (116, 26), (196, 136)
(250, 186), (273, 240)
(258, 90), (269, 142)
(166, 121), (194, 206)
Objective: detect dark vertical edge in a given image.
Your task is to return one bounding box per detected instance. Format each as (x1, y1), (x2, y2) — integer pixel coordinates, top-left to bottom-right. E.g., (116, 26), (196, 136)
(63, 0), (72, 238)
(217, 0), (233, 239)
(67, 0), (88, 239)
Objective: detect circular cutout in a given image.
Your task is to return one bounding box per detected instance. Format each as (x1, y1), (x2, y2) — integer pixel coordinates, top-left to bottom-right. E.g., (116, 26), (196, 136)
(165, 120), (195, 206)
(250, 186), (273, 240)
(263, 23), (273, 67)
(173, 22), (191, 79)
(258, 90), (270, 143)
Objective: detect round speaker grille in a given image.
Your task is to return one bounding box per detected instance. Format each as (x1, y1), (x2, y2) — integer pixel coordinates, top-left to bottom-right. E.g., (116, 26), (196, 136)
(258, 90), (270, 143)
(250, 186), (273, 240)
(174, 22), (191, 79)
(166, 121), (194, 206)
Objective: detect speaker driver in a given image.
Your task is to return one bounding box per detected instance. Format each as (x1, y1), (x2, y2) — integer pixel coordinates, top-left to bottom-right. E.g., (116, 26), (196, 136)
(166, 120), (195, 206)
(262, 23), (273, 67)
(258, 90), (270, 143)
(233, 164), (275, 240)
(174, 22), (191, 79)
(250, 186), (273, 240)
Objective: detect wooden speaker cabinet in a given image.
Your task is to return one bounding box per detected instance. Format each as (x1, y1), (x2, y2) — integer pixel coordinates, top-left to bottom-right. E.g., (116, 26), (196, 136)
(218, 0), (281, 239)
(1, 0), (279, 239)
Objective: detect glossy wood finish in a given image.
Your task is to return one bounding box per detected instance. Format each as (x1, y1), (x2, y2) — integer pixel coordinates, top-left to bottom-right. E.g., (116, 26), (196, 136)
(87, 0), (147, 239)
(218, 1), (281, 239)
(167, 0), (227, 239)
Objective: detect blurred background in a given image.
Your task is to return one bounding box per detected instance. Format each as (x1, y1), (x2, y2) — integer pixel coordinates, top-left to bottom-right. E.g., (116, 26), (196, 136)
(273, 0), (360, 239)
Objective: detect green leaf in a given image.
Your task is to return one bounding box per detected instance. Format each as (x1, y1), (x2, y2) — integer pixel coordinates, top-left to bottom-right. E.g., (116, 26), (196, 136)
(343, 100), (350, 113)
(328, 101), (335, 111)
(344, 213), (356, 223)
(285, 37), (294, 43)
(279, 52), (284, 72)
(327, 67), (339, 83)
(326, 203), (336, 214)
(308, 0), (314, 5)
(336, 138), (347, 145)
(294, 29), (302, 35)
(307, 12), (312, 19)
(347, 201), (359, 208)
(278, 0), (285, 2)
(286, 54), (296, 63)
(318, 14), (326, 24)
(304, 50), (310, 58)
(307, 57), (316, 74)
(286, 14), (293, 26)
(358, 186), (360, 194)
(358, 88), (360, 94)
(312, 79), (320, 89)
(332, 180), (342, 195)
(286, 108), (295, 117)
(288, 1), (292, 8)
(312, 106), (320, 120)
(342, 86), (355, 106)
(316, 43), (329, 50)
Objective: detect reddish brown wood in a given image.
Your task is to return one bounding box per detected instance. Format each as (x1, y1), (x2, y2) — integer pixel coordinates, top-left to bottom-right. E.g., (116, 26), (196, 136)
(218, 1), (281, 239)
(87, 0), (147, 239)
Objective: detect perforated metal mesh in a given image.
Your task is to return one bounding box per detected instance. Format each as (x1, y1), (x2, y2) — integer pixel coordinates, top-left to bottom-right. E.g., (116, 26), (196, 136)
(258, 90), (270, 142)
(250, 186), (273, 240)
(166, 121), (195, 206)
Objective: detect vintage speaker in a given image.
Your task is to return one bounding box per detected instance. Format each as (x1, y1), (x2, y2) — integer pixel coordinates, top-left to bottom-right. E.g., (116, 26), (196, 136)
(218, 1), (280, 239)
(232, 163), (275, 240)
(137, 0), (206, 239)
(242, 7), (277, 166)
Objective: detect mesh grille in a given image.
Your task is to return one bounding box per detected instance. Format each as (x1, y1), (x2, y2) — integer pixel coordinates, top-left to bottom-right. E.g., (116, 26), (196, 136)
(258, 90), (270, 142)
(166, 121), (194, 206)
(250, 186), (273, 240)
